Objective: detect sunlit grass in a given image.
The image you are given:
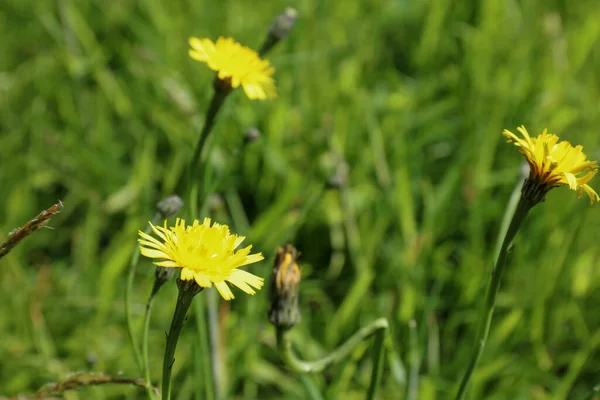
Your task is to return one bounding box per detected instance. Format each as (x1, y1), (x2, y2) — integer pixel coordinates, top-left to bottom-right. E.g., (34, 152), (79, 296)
(1, 0), (600, 398)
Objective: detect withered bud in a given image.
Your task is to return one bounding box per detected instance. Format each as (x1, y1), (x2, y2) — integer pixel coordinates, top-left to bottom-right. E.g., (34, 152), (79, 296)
(327, 161), (349, 189)
(269, 8), (298, 41)
(156, 195), (183, 218)
(244, 128), (261, 144)
(268, 244), (301, 329)
(207, 194), (225, 213)
(259, 8), (298, 56)
(151, 266), (176, 297)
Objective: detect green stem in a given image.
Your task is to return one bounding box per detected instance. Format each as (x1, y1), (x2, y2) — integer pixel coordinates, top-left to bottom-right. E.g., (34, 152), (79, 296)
(187, 82), (230, 187)
(162, 287), (198, 400)
(366, 327), (386, 400)
(125, 213), (161, 371)
(258, 34), (278, 57)
(194, 295), (215, 400)
(142, 295), (156, 399)
(454, 195), (534, 400)
(276, 318), (389, 373)
(184, 81), (230, 400)
(207, 288), (223, 400)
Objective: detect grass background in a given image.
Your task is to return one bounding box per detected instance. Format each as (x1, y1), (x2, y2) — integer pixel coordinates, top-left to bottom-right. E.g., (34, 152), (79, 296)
(2, 0), (600, 398)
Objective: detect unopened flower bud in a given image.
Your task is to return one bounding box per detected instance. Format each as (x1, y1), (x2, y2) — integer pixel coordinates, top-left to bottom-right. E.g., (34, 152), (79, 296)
(269, 8), (298, 41)
(327, 161), (349, 189)
(260, 8), (298, 56)
(207, 194), (225, 213)
(268, 244), (301, 329)
(244, 128), (261, 144)
(151, 266), (176, 297)
(156, 195), (184, 218)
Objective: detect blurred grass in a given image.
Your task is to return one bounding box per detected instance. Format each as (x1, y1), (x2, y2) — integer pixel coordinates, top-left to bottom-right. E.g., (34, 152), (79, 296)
(2, 0), (600, 398)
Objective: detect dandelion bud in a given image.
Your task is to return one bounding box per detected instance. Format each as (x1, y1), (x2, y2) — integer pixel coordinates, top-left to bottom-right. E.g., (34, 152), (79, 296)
(268, 244), (301, 329)
(151, 266), (176, 297)
(269, 8), (298, 42)
(156, 195), (184, 218)
(327, 161), (349, 189)
(86, 353), (98, 368)
(244, 127), (261, 144)
(260, 8), (298, 56)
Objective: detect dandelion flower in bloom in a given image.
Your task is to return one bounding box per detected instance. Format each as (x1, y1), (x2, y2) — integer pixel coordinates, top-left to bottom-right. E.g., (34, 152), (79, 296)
(504, 125), (599, 204)
(138, 218), (264, 300)
(188, 36), (276, 100)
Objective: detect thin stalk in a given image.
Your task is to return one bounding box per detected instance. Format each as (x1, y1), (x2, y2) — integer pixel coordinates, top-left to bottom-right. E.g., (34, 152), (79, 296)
(194, 296), (215, 400)
(207, 288), (223, 400)
(187, 82), (230, 187)
(277, 318), (388, 373)
(162, 287), (198, 400)
(454, 196), (534, 400)
(492, 176), (526, 262)
(366, 327), (386, 400)
(185, 80), (230, 400)
(142, 295), (156, 399)
(125, 212), (161, 371)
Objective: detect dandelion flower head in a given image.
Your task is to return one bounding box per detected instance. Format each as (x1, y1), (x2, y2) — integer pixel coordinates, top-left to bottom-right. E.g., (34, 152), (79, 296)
(138, 218), (265, 300)
(188, 36), (276, 100)
(504, 125), (599, 204)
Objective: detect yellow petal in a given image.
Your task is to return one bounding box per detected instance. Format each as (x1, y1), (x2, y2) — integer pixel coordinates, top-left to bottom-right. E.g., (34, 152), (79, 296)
(214, 281), (234, 300)
(227, 269), (264, 291)
(193, 273), (212, 288)
(140, 248), (169, 259)
(180, 267), (195, 281)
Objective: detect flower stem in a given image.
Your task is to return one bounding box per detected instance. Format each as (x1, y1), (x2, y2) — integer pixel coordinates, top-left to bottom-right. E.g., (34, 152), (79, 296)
(188, 81), (231, 187)
(194, 296), (216, 400)
(162, 286), (198, 400)
(142, 295), (156, 399)
(207, 289), (224, 400)
(454, 195), (534, 400)
(276, 318), (389, 374)
(125, 213), (160, 372)
(184, 80), (230, 400)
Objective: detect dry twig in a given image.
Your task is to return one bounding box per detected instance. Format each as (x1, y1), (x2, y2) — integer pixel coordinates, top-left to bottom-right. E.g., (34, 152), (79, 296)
(0, 201), (63, 260)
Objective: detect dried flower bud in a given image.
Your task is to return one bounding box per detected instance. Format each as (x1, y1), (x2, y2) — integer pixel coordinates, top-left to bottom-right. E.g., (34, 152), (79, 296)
(269, 8), (298, 41)
(207, 194), (225, 213)
(156, 195), (183, 218)
(259, 8), (298, 56)
(327, 161), (349, 189)
(268, 244), (301, 329)
(244, 128), (261, 144)
(151, 266), (176, 297)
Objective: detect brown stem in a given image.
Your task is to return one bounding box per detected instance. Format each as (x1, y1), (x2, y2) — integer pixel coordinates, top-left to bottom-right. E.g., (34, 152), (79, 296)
(6, 372), (158, 399)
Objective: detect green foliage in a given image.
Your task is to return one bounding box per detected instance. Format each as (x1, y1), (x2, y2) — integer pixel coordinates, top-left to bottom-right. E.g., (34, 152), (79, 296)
(2, 0), (600, 398)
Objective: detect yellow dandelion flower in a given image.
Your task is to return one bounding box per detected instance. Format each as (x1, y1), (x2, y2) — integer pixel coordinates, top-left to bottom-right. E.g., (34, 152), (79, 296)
(504, 125), (599, 204)
(188, 36), (276, 100)
(138, 218), (264, 300)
